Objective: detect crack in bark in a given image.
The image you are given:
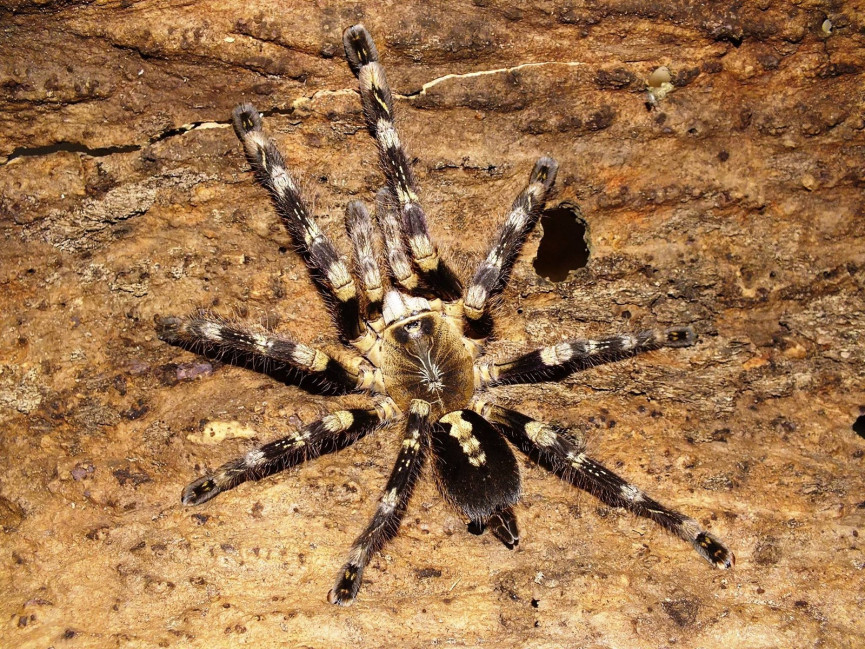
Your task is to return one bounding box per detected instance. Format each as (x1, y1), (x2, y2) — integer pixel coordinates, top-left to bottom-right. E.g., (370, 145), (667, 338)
(0, 121), (228, 166)
(1, 63), (578, 166)
(0, 92), (344, 166)
(1, 141), (141, 165)
(398, 61), (587, 98)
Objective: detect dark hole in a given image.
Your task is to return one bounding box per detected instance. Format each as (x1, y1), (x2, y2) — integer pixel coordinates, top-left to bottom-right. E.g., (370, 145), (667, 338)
(531, 598), (540, 608)
(533, 205), (589, 282)
(854, 414), (865, 439)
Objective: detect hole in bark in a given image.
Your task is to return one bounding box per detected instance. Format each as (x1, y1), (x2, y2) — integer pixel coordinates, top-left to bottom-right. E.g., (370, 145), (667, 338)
(533, 205), (589, 282)
(854, 414), (865, 439)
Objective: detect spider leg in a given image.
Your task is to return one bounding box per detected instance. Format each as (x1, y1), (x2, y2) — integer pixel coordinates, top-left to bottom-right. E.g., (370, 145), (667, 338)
(156, 314), (381, 394)
(182, 405), (391, 506)
(475, 402), (734, 569)
(329, 399), (430, 606)
(375, 187), (421, 293)
(231, 104), (363, 342)
(345, 200), (385, 322)
(343, 24), (462, 302)
(464, 157), (558, 337)
(475, 327), (697, 388)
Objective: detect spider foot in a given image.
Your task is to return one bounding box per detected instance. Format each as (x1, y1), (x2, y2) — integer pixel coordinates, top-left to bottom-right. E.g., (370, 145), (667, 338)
(343, 24), (379, 76)
(328, 564), (363, 606)
(529, 156), (559, 191)
(663, 326), (697, 348)
(231, 103), (262, 138)
(693, 530), (735, 569)
(181, 459), (245, 506)
(181, 474), (223, 506)
(154, 315), (184, 343)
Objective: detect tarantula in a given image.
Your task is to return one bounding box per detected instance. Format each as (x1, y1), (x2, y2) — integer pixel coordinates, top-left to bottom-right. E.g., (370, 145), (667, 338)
(157, 24), (733, 605)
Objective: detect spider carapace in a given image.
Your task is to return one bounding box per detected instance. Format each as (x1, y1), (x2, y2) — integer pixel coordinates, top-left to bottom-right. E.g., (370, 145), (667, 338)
(158, 24), (733, 606)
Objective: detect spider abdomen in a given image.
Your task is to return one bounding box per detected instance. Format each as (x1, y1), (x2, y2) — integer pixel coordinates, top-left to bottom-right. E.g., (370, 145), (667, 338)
(432, 409), (521, 523)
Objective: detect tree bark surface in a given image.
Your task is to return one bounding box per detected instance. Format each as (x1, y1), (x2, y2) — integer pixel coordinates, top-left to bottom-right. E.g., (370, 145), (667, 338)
(1, 2), (864, 647)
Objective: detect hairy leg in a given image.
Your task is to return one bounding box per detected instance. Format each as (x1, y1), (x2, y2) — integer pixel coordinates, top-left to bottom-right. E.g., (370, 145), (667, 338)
(231, 104), (363, 341)
(157, 314), (380, 394)
(476, 327), (696, 388)
(328, 399), (431, 605)
(464, 157), (558, 336)
(343, 24), (462, 301)
(475, 402), (734, 569)
(182, 406), (389, 506)
(375, 187), (421, 293)
(345, 200), (385, 320)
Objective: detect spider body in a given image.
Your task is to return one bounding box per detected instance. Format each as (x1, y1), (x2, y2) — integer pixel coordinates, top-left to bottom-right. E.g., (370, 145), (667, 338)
(377, 298), (476, 419)
(158, 24), (733, 606)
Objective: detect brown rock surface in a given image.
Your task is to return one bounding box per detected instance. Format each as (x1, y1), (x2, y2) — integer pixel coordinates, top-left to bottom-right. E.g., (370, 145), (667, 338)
(2, 2), (864, 647)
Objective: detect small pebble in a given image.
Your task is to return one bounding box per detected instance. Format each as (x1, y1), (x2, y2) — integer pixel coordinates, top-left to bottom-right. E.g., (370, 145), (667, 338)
(647, 66), (671, 88)
(800, 173), (817, 191)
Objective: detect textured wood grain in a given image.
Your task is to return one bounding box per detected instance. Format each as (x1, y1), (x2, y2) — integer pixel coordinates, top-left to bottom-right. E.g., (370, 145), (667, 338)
(2, 1), (864, 647)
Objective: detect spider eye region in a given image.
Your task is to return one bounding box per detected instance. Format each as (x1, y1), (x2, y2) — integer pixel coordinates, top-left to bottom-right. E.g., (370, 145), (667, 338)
(392, 315), (435, 343)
